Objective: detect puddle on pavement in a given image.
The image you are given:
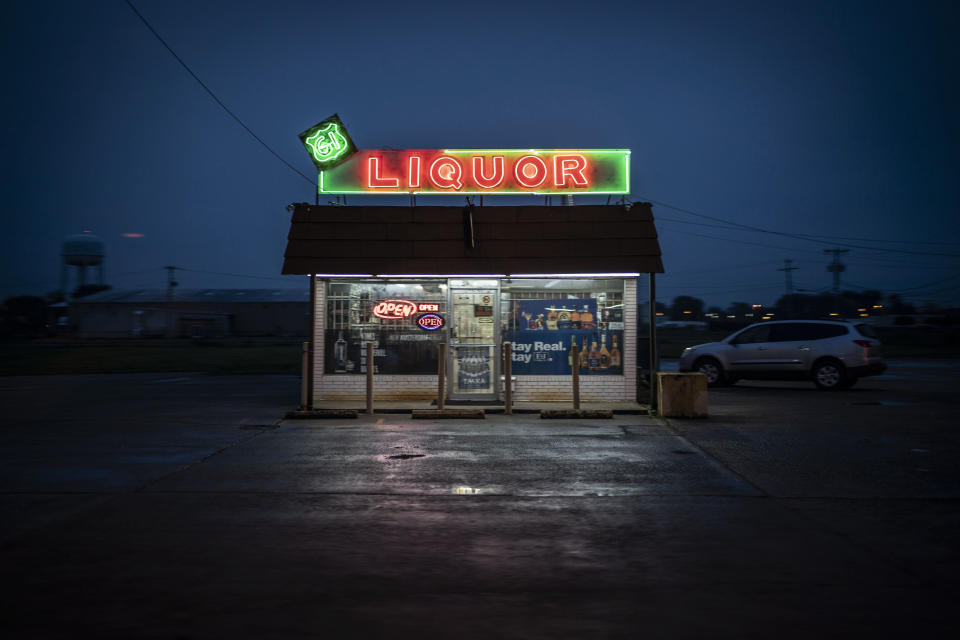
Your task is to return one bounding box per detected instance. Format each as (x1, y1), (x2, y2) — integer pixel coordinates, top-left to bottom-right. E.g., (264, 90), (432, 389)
(454, 486), (487, 495)
(386, 453), (425, 460)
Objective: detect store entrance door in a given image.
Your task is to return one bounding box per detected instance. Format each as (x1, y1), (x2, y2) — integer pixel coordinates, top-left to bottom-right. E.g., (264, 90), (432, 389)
(448, 283), (499, 402)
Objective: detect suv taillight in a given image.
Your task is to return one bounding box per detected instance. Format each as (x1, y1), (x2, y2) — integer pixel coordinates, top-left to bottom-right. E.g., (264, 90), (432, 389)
(853, 339), (872, 348)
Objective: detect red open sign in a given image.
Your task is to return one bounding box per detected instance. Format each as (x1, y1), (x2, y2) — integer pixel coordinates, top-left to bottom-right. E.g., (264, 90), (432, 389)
(372, 299), (417, 319)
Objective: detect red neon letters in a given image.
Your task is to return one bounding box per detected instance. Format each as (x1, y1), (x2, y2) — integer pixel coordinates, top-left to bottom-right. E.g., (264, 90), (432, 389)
(373, 301), (440, 319)
(367, 157), (399, 188)
(514, 155), (548, 188)
(372, 300), (417, 319)
(429, 157), (463, 190)
(473, 156), (504, 188)
(362, 151), (591, 192)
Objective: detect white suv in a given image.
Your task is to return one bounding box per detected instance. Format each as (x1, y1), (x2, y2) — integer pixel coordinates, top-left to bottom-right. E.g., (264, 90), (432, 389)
(677, 320), (886, 390)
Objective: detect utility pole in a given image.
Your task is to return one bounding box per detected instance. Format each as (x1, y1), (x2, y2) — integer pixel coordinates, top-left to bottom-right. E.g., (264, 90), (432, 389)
(824, 249), (848, 294)
(777, 259), (798, 294)
(164, 265), (178, 301)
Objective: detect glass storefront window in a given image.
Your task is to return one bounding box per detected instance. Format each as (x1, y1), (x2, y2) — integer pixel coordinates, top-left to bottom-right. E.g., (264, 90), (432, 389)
(322, 278), (627, 378)
(325, 280), (447, 374)
(500, 279), (625, 376)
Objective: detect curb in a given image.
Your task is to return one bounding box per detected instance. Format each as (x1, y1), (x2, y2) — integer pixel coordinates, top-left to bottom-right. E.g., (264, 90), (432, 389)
(541, 409), (614, 419)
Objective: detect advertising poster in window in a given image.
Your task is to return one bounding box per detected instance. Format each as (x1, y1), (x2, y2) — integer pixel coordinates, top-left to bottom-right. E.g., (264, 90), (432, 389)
(454, 346), (492, 392)
(508, 298), (622, 375)
(504, 329), (624, 376)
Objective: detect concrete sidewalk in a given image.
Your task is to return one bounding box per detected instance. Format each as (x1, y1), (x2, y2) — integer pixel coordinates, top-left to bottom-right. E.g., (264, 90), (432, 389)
(303, 399), (651, 414)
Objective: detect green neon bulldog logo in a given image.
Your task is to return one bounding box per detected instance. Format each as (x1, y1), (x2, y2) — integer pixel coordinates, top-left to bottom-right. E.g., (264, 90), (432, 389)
(305, 122), (349, 164)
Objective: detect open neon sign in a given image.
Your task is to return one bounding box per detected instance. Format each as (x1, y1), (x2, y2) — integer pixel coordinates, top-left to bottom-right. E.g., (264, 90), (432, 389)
(373, 300), (440, 319)
(319, 149), (630, 195)
(417, 313), (444, 331)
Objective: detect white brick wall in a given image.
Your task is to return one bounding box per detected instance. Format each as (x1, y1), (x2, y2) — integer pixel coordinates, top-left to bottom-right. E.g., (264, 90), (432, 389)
(312, 279), (637, 403)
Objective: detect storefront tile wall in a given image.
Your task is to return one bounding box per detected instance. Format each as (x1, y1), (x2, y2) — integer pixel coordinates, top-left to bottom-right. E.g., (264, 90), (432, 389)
(312, 279), (638, 404)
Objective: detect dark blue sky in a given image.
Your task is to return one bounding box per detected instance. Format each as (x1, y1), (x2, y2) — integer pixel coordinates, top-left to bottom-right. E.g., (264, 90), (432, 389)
(2, 0), (957, 308)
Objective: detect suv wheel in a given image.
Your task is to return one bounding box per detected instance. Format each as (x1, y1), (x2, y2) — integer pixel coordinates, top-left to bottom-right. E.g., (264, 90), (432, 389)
(812, 359), (846, 390)
(694, 357), (726, 387)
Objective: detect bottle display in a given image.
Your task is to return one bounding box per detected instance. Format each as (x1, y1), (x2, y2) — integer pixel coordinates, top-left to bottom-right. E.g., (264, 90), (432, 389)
(599, 333), (610, 369)
(579, 336), (589, 370)
(610, 334), (621, 368)
(580, 305), (594, 330)
(546, 308), (558, 330)
(334, 331), (348, 372)
(570, 307), (581, 330)
(588, 341), (600, 371)
(557, 308), (572, 330)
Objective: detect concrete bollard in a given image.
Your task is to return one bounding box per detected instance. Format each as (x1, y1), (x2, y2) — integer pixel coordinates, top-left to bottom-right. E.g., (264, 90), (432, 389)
(657, 372), (708, 418)
(300, 341), (309, 411)
(437, 342), (446, 410)
(571, 345), (580, 410)
(366, 342), (374, 415)
(503, 342), (513, 415)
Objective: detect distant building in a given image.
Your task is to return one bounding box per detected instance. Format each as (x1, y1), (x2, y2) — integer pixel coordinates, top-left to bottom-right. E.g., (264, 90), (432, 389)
(67, 289), (308, 338)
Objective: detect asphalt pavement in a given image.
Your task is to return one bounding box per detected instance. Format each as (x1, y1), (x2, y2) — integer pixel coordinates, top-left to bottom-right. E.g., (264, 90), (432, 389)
(1, 363), (958, 638)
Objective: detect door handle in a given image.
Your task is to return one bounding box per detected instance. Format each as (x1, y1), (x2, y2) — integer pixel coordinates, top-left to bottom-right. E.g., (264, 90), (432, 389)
(798, 346), (810, 351)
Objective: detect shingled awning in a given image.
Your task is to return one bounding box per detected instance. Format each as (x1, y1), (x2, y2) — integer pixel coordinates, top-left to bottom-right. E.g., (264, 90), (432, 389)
(281, 202), (663, 276)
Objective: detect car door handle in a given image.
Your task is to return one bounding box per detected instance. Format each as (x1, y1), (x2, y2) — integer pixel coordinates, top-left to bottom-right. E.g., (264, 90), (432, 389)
(757, 347), (768, 351)
(798, 346), (810, 351)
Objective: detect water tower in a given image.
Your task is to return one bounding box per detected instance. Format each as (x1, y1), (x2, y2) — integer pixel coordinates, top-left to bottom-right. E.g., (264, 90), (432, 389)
(61, 231), (105, 294)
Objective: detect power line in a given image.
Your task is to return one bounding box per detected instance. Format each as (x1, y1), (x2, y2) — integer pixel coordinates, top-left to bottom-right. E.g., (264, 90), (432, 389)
(645, 196), (960, 257)
(658, 220), (953, 270)
(656, 224), (827, 255)
(841, 274), (960, 294)
(124, 1), (315, 186)
(789, 232), (960, 246)
(656, 214), (960, 248)
(659, 259), (784, 277)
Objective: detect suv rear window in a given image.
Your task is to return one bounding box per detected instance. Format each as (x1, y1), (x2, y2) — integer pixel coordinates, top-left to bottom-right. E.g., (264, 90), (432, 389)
(854, 323), (878, 338)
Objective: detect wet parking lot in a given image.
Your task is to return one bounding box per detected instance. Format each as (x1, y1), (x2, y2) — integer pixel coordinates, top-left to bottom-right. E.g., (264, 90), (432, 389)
(1, 361), (958, 638)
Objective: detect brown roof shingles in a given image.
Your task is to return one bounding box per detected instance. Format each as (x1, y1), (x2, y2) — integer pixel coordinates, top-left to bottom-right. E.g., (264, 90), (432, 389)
(281, 203), (663, 275)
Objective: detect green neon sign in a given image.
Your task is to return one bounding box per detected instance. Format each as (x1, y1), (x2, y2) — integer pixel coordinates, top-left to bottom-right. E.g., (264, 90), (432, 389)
(298, 114), (357, 171)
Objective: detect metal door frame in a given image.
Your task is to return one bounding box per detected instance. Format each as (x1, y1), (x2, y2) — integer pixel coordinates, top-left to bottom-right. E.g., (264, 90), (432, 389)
(447, 280), (501, 401)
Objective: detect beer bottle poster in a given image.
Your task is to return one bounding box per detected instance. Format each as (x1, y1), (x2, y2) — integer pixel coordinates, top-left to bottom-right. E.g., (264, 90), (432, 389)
(515, 298), (597, 331)
(504, 329), (623, 375)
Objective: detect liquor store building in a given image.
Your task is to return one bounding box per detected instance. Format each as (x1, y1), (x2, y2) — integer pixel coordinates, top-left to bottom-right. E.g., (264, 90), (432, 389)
(282, 203), (663, 405)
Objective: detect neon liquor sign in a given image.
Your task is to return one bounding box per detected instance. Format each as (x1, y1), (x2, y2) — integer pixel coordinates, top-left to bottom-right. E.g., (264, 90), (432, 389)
(318, 149), (630, 195)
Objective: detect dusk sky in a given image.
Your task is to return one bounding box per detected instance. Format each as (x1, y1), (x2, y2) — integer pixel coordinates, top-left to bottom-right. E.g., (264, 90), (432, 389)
(2, 0), (957, 309)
